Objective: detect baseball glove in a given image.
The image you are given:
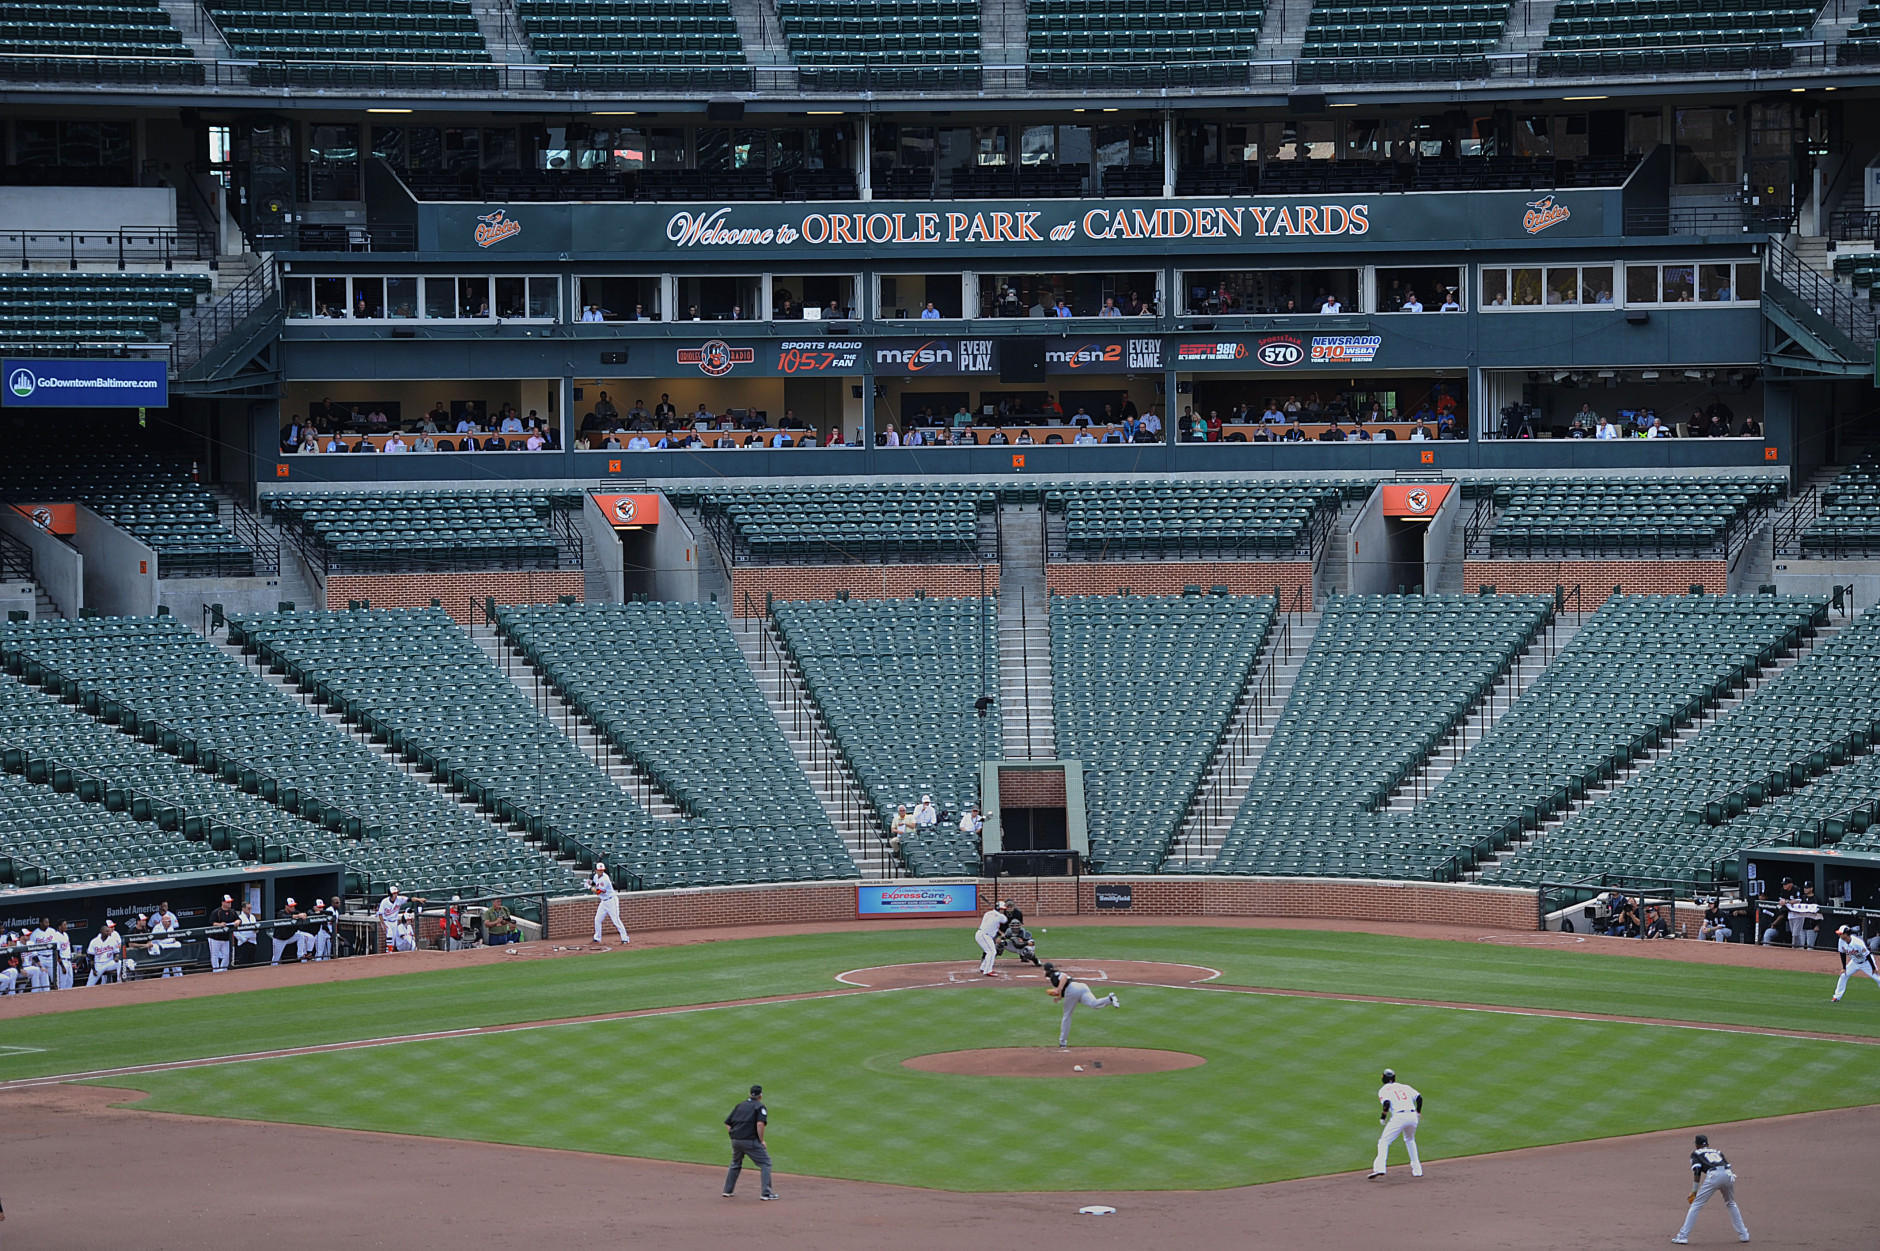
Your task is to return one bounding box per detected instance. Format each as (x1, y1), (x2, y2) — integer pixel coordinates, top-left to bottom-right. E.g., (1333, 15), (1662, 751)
(1686, 1192), (1696, 1205)
(1048, 986), (1063, 998)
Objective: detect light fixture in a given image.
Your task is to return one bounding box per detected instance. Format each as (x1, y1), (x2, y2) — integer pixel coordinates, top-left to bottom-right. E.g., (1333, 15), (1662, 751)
(806, 110), (844, 115)
(592, 111), (637, 116)
(1684, 369), (1704, 379)
(366, 108), (413, 114)
(1641, 370), (1659, 379)
(1597, 369), (1616, 378)
(1563, 95), (1608, 101)
(1102, 107), (1119, 112)
(1553, 370), (1572, 382)
(1329, 102), (1359, 108)
(1791, 87), (1806, 93)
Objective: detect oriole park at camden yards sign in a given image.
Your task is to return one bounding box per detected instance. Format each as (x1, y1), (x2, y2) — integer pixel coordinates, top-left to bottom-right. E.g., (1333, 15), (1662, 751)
(432, 191), (1605, 256)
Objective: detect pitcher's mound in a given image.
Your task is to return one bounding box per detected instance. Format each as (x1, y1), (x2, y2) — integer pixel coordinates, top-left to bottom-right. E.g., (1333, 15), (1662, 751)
(902, 1048), (1206, 1077)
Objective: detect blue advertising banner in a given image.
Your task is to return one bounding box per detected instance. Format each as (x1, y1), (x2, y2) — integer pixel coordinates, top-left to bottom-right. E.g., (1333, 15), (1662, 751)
(857, 882), (979, 917)
(4, 359), (168, 408)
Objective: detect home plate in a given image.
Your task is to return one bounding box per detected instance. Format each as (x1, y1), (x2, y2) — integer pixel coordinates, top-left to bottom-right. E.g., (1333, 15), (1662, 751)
(1078, 1206), (1117, 1216)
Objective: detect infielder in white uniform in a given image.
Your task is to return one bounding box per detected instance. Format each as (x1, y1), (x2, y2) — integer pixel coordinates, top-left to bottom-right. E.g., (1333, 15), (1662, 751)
(1370, 1069), (1423, 1179)
(974, 901), (1008, 975)
(1831, 924), (1880, 1001)
(1043, 962), (1118, 1047)
(1673, 1133), (1749, 1244)
(591, 862), (630, 944)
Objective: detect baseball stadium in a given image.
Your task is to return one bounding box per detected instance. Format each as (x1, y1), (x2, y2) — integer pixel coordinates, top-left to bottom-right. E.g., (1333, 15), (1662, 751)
(6, 0), (1880, 1241)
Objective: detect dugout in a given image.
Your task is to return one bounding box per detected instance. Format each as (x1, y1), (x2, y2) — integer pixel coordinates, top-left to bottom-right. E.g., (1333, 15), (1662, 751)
(0, 862), (343, 961)
(1741, 847), (1880, 918)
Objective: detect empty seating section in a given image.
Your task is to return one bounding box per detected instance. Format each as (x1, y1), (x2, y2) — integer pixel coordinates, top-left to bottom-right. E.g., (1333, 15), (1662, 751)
(1027, 0), (1264, 87)
(1475, 476), (1778, 559)
(1046, 479), (1347, 561)
(1538, 0), (1818, 75)
(781, 0), (980, 90)
(1487, 604), (1875, 888)
(1052, 594), (1274, 872)
(773, 597), (997, 875)
(1830, 252), (1880, 304)
(0, 673), (257, 886)
(1298, 1), (1509, 83)
(494, 601), (857, 886)
(1412, 595), (1825, 877)
(0, 0), (200, 83)
(1210, 594), (1555, 880)
(0, 451), (255, 577)
(1845, 6), (1880, 61)
(0, 271), (211, 350)
(691, 483), (991, 565)
(206, 0), (494, 87)
(1800, 454), (1880, 558)
(0, 618), (574, 896)
(519, 0), (751, 91)
(262, 488), (581, 573)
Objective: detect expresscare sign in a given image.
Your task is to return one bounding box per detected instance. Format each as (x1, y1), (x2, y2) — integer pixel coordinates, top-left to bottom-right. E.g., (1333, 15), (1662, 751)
(4, 359), (168, 408)
(857, 883), (979, 917)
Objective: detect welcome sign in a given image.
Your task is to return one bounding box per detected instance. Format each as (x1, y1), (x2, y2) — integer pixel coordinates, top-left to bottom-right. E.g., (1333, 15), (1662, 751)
(427, 189), (1610, 257)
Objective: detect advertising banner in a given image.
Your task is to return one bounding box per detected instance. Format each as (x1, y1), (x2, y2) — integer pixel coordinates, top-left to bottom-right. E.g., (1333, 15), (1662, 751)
(592, 493), (661, 527)
(428, 189), (1612, 258)
(1379, 484), (1454, 518)
(1094, 883), (1134, 910)
(660, 338), (864, 378)
(8, 503), (77, 535)
(1174, 332), (1394, 371)
(857, 882), (980, 917)
(4, 359), (168, 409)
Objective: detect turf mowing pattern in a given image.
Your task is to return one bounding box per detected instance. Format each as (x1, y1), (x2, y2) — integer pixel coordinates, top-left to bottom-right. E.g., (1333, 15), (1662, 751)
(2, 926), (1868, 1192)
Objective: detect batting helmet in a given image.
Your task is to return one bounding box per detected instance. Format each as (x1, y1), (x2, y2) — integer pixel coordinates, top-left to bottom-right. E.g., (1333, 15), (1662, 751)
(1381, 1069), (1395, 1082)
(1694, 1134), (1709, 1147)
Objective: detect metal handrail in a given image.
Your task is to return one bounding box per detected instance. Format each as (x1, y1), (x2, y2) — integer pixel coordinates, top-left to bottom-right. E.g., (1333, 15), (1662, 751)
(172, 252), (279, 373)
(0, 529), (32, 584)
(1766, 237), (1879, 347)
(220, 497), (281, 577)
(3, 226), (214, 271)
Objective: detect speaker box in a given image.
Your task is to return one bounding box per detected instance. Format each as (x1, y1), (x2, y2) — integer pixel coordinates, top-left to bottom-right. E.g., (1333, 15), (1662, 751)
(1000, 338), (1046, 382)
(706, 99), (745, 122)
(601, 350), (628, 365)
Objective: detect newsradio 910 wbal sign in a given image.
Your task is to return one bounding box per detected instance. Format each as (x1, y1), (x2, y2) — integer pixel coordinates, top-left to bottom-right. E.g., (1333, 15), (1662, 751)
(431, 190), (1601, 256)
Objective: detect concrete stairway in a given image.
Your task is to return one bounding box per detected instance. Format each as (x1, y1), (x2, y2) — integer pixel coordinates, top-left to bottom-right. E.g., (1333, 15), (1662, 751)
(980, 0), (1028, 79)
(1315, 502), (1358, 602)
(1165, 608), (1322, 868)
(207, 485), (318, 607)
(1729, 513), (1778, 595)
(211, 635), (570, 866)
(33, 584), (63, 620)
(729, 0), (792, 62)
(734, 619), (902, 878)
(1429, 511), (1468, 595)
(471, 0), (536, 63)
(1381, 615), (1583, 814)
(152, 0), (232, 60)
(686, 508), (735, 612)
(1468, 616), (1845, 880)
(1257, 0), (1316, 57)
(1495, 0), (1560, 53)
(469, 625), (683, 820)
(997, 500), (1054, 759)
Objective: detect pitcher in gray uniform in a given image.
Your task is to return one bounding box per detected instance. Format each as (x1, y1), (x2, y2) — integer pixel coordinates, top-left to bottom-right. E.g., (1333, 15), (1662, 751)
(1673, 1133), (1749, 1244)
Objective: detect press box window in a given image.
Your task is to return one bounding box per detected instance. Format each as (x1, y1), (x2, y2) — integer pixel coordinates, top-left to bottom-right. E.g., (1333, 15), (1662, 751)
(1481, 266), (1613, 309)
(1624, 261), (1759, 305)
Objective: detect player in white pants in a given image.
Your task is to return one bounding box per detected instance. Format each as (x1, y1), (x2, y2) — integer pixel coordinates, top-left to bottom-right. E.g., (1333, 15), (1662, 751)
(1831, 925), (1880, 1001)
(1043, 962), (1118, 1047)
(1370, 1069), (1423, 1179)
(974, 902), (1008, 975)
(591, 863), (629, 944)
(1673, 1133), (1749, 1243)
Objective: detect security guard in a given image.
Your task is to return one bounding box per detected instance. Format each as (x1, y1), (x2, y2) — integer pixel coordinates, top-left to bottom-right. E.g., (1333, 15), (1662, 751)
(721, 1084), (778, 1200)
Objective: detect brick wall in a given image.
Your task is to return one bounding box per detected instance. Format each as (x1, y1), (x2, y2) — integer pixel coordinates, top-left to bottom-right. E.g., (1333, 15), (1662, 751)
(728, 564), (999, 616)
(1045, 561), (1315, 606)
(998, 767), (1066, 807)
(325, 571), (585, 626)
(544, 875), (1538, 939)
(1461, 560), (1729, 608)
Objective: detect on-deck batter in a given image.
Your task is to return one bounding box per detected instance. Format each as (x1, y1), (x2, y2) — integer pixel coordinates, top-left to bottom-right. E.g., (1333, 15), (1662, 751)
(1369, 1069), (1423, 1179)
(1832, 925), (1880, 1002)
(590, 861), (630, 945)
(1043, 961), (1118, 1047)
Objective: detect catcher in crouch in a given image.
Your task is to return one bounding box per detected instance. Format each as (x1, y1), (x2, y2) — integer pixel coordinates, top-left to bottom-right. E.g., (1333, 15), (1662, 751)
(1043, 961), (1118, 1048)
(997, 905), (1043, 967)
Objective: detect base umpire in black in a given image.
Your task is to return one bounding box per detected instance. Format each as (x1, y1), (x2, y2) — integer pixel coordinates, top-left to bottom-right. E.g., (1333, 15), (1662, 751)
(722, 1084), (778, 1199)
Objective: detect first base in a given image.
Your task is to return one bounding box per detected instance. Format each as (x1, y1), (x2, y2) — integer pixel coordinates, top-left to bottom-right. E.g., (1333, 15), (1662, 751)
(1077, 1206), (1117, 1216)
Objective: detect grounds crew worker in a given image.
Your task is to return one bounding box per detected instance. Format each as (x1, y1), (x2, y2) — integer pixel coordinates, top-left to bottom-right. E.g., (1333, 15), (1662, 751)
(721, 1084), (778, 1200)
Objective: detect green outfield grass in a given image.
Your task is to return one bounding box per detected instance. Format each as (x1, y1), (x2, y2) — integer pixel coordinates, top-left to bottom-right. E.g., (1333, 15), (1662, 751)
(2, 926), (1873, 1086)
(94, 980), (1875, 1191)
